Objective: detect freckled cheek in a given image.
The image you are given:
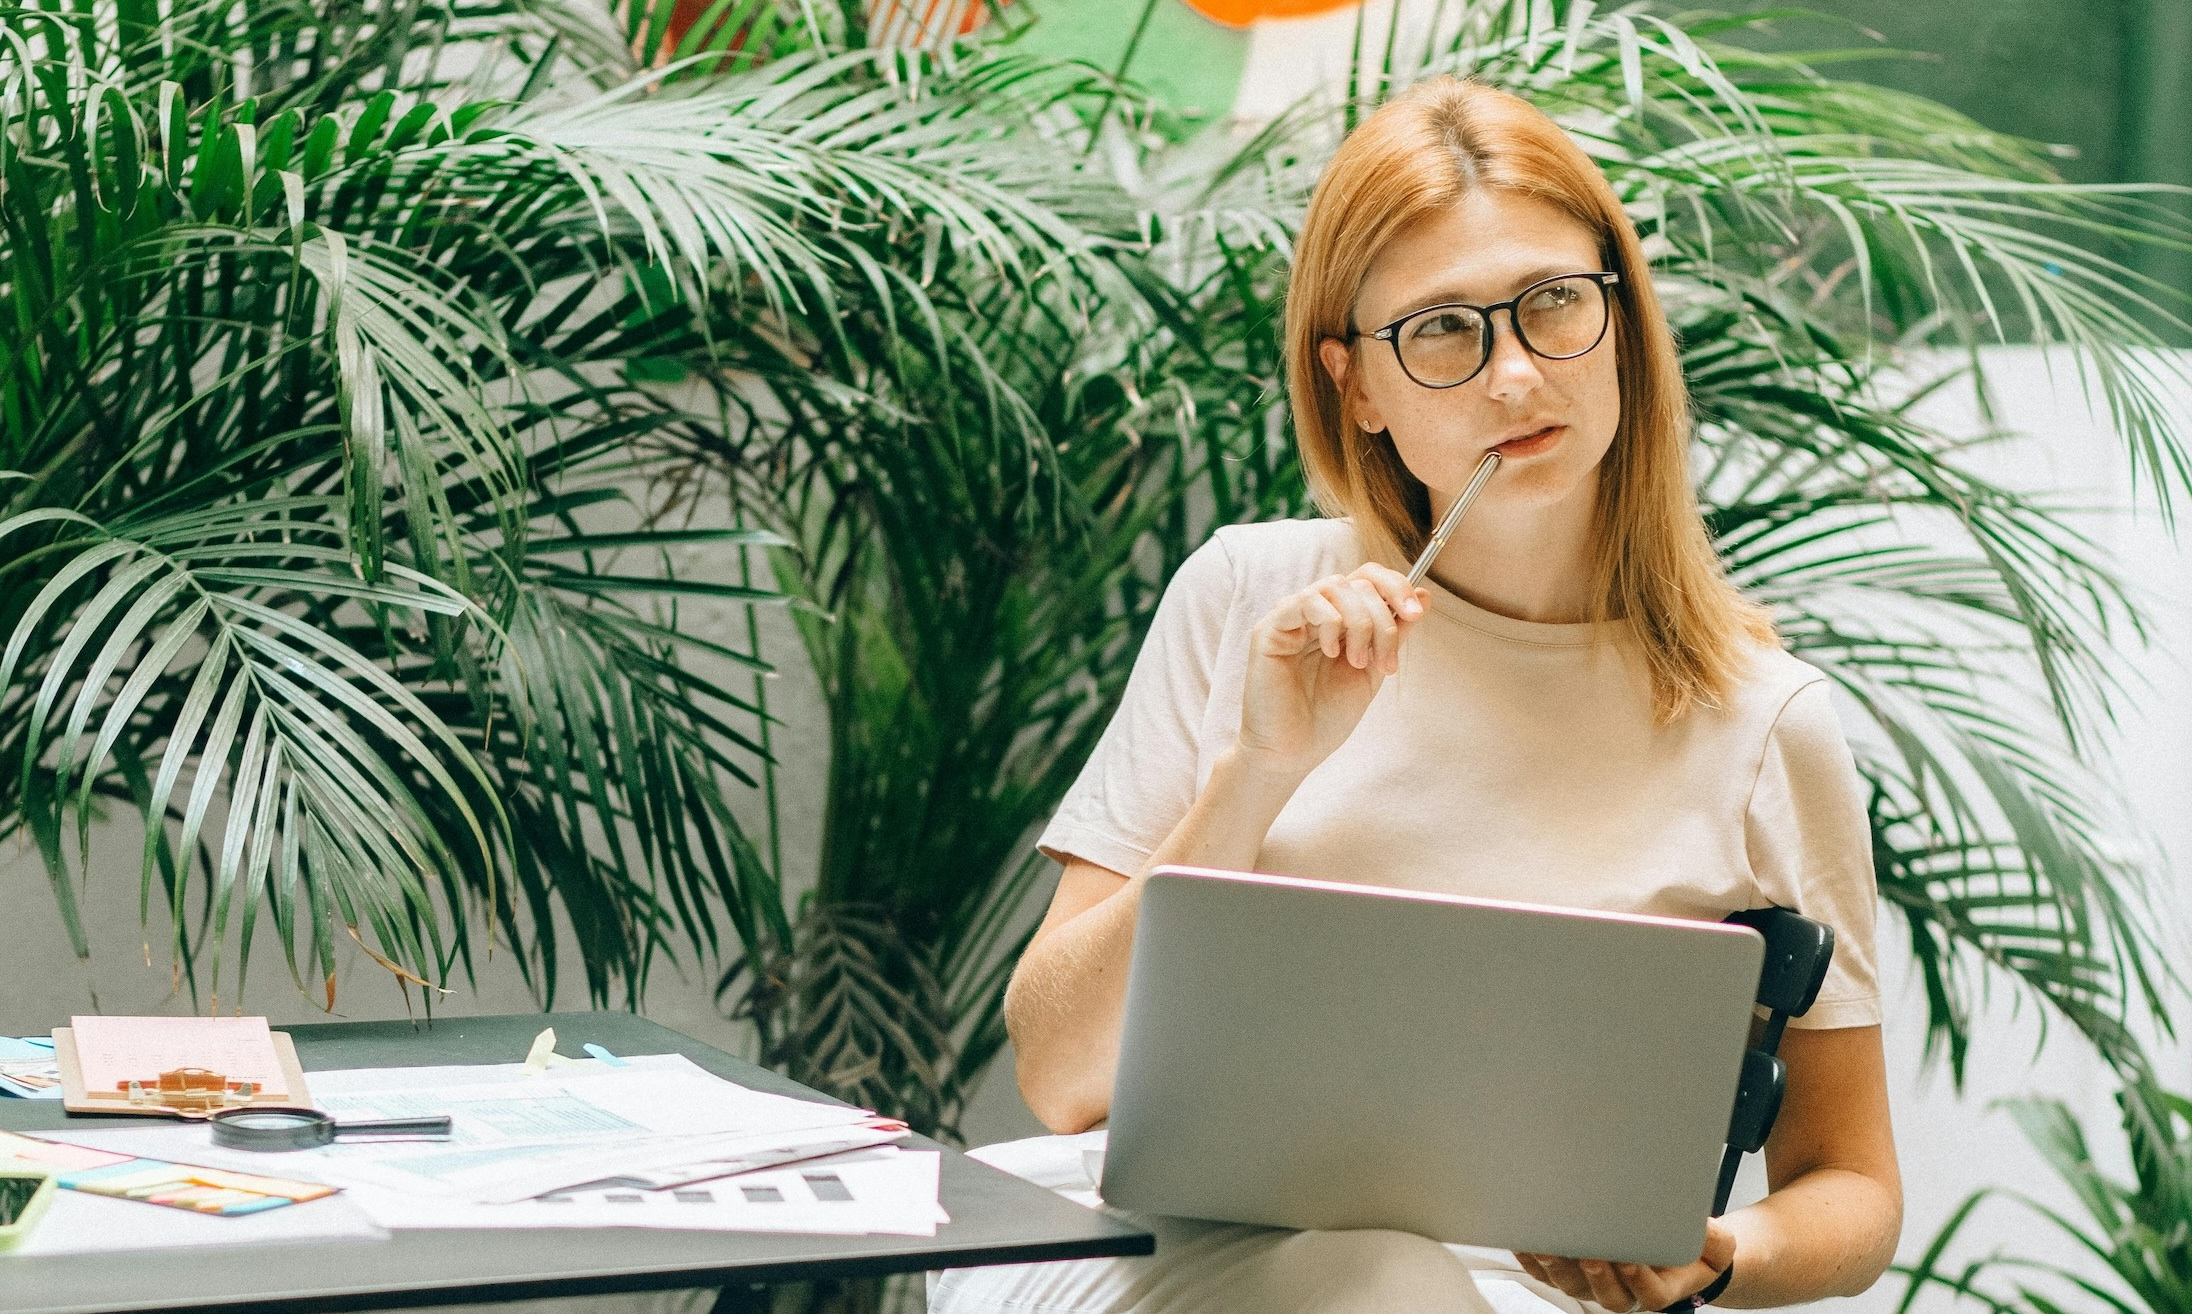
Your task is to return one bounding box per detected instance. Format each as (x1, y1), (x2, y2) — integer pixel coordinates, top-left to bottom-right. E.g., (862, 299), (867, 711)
(1386, 396), (1495, 469)
(1560, 356), (1622, 456)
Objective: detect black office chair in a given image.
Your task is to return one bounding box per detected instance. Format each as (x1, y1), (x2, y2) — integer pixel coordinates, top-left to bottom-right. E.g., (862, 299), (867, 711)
(1661, 906), (1834, 1311)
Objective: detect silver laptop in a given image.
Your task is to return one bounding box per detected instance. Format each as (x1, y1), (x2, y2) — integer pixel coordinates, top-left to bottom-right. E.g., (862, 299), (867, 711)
(1100, 865), (1764, 1267)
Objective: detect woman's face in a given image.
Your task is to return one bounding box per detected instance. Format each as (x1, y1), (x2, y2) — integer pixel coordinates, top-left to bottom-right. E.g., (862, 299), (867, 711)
(1320, 190), (1622, 512)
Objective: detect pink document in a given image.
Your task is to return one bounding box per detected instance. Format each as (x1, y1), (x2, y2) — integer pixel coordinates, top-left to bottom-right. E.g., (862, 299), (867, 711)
(67, 1016), (289, 1097)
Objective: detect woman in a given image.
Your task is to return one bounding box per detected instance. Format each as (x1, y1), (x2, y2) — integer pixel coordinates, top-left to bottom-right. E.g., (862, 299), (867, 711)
(934, 78), (1901, 1314)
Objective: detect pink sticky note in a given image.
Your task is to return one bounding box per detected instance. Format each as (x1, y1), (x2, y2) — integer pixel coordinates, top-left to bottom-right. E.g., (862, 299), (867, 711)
(0, 1129), (128, 1170)
(69, 1016), (287, 1097)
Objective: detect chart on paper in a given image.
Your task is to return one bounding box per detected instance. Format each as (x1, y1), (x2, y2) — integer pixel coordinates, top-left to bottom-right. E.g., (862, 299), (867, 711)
(337, 1148), (950, 1235)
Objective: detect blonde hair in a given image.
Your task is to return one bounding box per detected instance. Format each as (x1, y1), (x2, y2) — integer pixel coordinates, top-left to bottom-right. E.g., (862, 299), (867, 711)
(1284, 77), (1777, 722)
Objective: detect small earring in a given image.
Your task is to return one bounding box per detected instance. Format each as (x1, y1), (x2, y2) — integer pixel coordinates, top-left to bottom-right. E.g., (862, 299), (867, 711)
(1358, 420), (1376, 433)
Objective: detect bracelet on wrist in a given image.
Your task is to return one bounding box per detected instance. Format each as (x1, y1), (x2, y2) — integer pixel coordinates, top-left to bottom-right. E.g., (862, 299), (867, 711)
(1689, 1260), (1733, 1308)
(1657, 1259), (1732, 1312)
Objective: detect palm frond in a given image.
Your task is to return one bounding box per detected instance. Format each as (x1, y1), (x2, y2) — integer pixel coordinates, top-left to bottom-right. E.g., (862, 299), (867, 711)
(1899, 1084), (2192, 1314)
(0, 500), (495, 1006)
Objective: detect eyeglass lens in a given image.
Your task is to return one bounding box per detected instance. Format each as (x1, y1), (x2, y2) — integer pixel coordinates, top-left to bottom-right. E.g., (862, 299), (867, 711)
(1397, 275), (1609, 388)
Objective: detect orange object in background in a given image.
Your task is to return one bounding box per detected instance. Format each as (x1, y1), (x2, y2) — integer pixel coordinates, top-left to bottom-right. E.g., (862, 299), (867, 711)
(1182, 0), (1360, 27)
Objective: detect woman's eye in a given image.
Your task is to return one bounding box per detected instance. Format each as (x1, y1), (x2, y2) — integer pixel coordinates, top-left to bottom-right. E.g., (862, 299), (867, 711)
(1413, 311), (1475, 338)
(1529, 285), (1581, 311)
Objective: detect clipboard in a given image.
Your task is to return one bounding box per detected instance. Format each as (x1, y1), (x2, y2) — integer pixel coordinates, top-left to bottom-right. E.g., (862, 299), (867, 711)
(52, 1020), (312, 1118)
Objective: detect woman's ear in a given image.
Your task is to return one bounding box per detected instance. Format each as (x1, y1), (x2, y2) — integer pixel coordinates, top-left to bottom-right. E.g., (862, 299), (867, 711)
(1318, 337), (1383, 435)
(1317, 336), (1352, 392)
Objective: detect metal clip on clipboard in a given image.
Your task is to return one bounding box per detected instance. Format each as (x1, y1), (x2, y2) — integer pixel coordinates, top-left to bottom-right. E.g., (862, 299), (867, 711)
(118, 1067), (263, 1115)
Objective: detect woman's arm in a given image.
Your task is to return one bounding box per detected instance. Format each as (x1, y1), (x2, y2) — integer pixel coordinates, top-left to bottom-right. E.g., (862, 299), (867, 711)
(1721, 1023), (1902, 1304)
(1005, 751), (1313, 1132)
(1007, 563), (1430, 1134)
(1519, 1023), (1901, 1309)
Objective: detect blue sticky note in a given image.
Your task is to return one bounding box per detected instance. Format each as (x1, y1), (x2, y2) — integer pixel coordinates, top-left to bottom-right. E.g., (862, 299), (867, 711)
(0, 1038), (53, 1060)
(581, 1044), (628, 1068)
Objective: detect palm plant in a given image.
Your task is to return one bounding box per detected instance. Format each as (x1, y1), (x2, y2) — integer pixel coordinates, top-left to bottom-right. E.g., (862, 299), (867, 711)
(1896, 1079), (2192, 1314)
(676, 0), (2192, 1144)
(0, 0), (1128, 1013)
(702, 99), (1308, 1137)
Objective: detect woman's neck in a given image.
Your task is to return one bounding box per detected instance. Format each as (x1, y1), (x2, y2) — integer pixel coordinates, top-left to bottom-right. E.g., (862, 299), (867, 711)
(1424, 479), (1598, 624)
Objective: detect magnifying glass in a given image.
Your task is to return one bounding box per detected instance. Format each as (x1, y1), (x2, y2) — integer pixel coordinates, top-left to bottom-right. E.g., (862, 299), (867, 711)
(209, 1106), (453, 1152)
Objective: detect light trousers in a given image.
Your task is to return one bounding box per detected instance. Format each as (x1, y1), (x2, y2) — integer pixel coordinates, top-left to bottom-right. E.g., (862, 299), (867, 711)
(930, 1133), (1597, 1314)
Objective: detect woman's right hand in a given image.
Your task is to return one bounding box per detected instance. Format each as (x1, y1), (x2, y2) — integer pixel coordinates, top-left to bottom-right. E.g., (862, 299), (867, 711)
(1237, 562), (1428, 778)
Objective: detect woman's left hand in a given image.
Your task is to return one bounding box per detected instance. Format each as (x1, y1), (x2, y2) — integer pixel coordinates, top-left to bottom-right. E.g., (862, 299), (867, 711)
(1516, 1219), (1736, 1312)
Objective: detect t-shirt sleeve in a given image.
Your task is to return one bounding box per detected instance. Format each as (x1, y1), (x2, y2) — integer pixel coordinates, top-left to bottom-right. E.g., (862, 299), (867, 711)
(1034, 534), (1237, 877)
(1745, 678), (1883, 1030)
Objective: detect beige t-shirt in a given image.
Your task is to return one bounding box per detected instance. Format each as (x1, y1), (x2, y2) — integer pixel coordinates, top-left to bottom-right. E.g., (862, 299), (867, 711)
(1037, 518), (1881, 1030)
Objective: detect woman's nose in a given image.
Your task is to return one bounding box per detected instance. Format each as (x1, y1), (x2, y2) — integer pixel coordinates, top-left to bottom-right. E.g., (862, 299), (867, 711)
(1481, 309), (1544, 400)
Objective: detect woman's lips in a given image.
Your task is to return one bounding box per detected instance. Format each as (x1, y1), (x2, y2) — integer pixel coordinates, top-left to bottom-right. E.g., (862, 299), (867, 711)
(1492, 425), (1563, 457)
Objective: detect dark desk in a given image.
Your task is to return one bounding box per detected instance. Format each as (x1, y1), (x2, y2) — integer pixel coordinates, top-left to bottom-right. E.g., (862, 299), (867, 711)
(0, 1012), (1151, 1314)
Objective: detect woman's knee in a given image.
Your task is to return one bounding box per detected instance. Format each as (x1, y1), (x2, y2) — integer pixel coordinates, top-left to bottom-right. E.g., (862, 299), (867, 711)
(1250, 1228), (1490, 1314)
(931, 1226), (1496, 1314)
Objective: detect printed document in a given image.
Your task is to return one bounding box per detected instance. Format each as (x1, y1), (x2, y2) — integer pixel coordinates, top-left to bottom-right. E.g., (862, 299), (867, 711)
(39, 1053), (941, 1236)
(341, 1147), (948, 1235)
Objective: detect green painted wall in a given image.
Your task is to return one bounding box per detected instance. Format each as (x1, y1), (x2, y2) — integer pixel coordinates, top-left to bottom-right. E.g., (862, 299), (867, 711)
(1728, 0), (2189, 300)
(1728, 2), (2128, 183)
(1003, 0), (1249, 135)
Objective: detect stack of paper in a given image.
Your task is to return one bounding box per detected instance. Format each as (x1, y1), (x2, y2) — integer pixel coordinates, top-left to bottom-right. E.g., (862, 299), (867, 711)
(0, 1037), (60, 1099)
(39, 1052), (948, 1237)
(296, 1057), (897, 1203)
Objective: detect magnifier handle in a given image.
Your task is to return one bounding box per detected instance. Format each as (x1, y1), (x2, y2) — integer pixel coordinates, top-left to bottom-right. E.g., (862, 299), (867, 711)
(332, 1115), (452, 1139)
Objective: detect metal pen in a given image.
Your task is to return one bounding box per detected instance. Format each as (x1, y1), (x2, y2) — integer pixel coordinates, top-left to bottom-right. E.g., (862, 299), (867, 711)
(1405, 451), (1503, 590)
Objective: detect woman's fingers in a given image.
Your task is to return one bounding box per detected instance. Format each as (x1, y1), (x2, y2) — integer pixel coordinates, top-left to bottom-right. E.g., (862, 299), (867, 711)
(1342, 578), (1395, 670)
(1264, 569), (1423, 671)
(1307, 577), (1369, 668)
(1298, 585), (1347, 658)
(1349, 563), (1426, 629)
(1360, 579), (1403, 672)
(1524, 1255), (1594, 1305)
(1349, 565), (1425, 674)
(1310, 574), (1409, 671)
(1613, 1263), (1679, 1309)
(1518, 1254), (1654, 1312)
(1517, 1252), (1725, 1312)
(1581, 1259), (1641, 1312)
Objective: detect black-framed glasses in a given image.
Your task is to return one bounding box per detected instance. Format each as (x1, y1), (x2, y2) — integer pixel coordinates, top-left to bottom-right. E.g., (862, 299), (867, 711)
(1349, 271), (1621, 390)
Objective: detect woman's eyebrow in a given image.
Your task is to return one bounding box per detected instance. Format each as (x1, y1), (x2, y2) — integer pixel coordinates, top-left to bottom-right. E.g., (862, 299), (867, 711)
(1405, 264), (1585, 309)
